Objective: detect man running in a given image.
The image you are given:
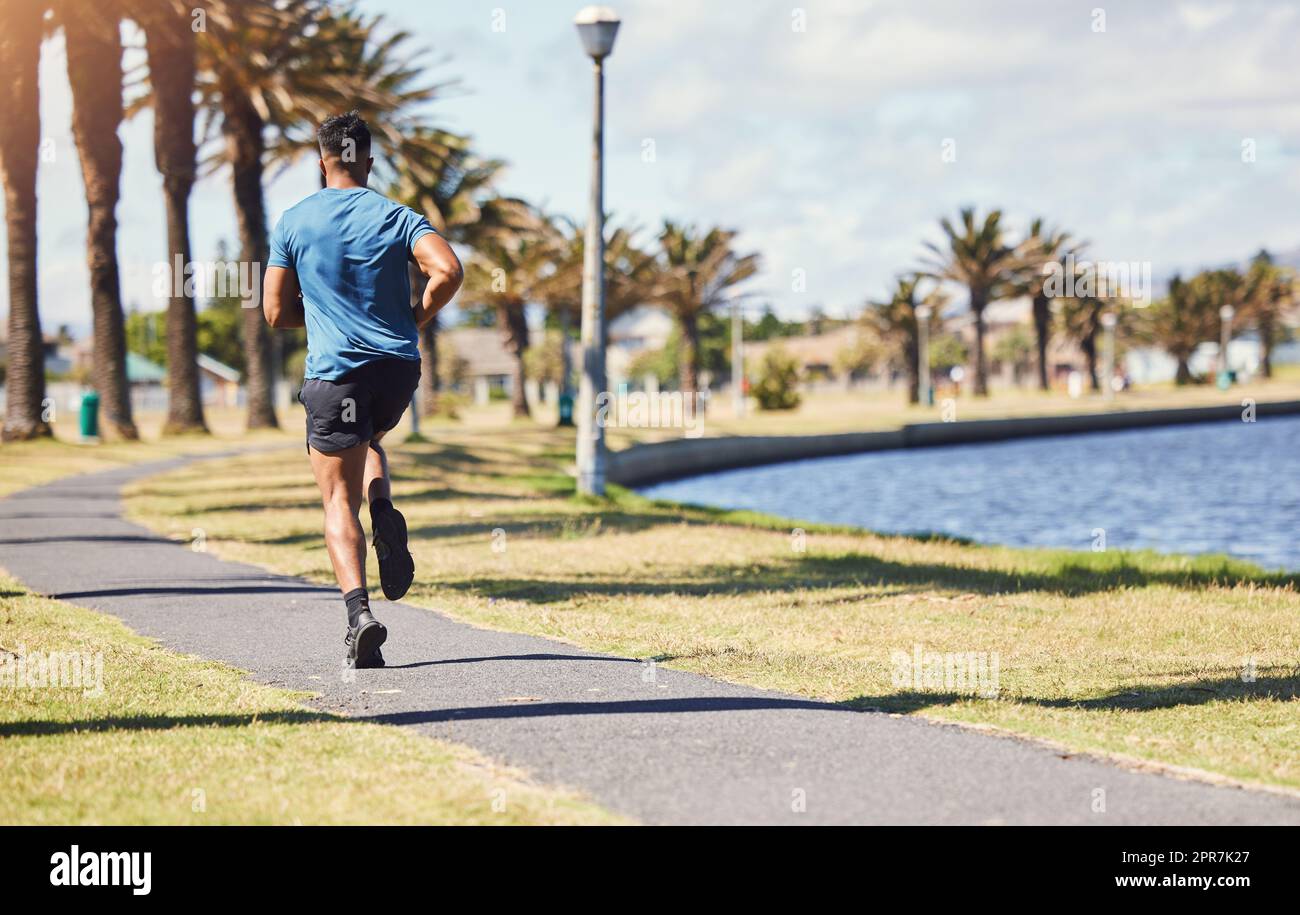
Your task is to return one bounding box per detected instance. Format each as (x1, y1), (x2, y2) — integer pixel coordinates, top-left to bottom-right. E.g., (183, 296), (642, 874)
(262, 111), (464, 669)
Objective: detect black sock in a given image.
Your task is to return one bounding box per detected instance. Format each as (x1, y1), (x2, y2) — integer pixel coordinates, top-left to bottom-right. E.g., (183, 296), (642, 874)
(344, 587), (370, 629)
(369, 497), (393, 520)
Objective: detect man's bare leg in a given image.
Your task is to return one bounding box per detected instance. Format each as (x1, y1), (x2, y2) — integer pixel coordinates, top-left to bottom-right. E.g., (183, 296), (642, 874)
(363, 431), (391, 506)
(364, 432), (415, 601)
(309, 441), (369, 594)
(309, 441), (387, 666)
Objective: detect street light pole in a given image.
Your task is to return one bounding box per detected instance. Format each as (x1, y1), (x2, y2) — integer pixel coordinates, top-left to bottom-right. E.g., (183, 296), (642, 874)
(915, 304), (932, 406)
(1100, 311), (1117, 402)
(731, 300), (744, 418)
(574, 6), (620, 496)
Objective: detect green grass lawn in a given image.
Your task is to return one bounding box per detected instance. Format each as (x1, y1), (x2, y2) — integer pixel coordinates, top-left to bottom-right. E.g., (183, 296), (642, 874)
(124, 427), (1300, 794)
(0, 572), (622, 825)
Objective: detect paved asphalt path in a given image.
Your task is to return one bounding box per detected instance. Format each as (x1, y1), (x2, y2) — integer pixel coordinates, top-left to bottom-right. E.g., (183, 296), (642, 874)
(3, 456), (1298, 825)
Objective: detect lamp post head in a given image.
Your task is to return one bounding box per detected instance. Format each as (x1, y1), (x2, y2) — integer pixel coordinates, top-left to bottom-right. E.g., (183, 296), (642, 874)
(575, 6), (620, 60)
(1220, 304), (1235, 322)
(915, 304), (932, 321)
(1100, 312), (1117, 329)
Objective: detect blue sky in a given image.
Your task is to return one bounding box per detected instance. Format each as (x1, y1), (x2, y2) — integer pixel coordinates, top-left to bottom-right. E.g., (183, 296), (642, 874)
(9, 0), (1300, 336)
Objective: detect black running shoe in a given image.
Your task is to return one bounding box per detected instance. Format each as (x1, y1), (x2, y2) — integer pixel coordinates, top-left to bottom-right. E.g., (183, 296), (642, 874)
(345, 610), (387, 669)
(371, 501), (414, 601)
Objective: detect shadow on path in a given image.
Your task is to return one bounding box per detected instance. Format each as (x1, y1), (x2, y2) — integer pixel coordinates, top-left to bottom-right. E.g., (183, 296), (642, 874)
(842, 672), (1300, 714)
(362, 695), (843, 726)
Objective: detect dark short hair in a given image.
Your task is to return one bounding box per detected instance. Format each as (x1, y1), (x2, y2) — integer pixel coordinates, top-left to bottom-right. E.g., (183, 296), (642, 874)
(318, 111), (372, 162)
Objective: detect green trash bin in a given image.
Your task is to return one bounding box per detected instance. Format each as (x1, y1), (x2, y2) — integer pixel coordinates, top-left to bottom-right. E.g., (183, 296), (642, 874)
(79, 390), (100, 440)
(557, 392), (574, 427)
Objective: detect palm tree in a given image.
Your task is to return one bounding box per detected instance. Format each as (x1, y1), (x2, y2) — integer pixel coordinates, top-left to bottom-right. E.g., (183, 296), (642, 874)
(865, 275), (947, 404)
(1015, 218), (1079, 392)
(184, 1), (446, 428)
(132, 0), (206, 434)
(1139, 273), (1218, 385)
(1059, 288), (1106, 391)
(535, 216), (659, 399)
(0, 0), (50, 441)
(657, 222), (760, 394)
(460, 219), (555, 417)
(923, 208), (1018, 397)
(1243, 251), (1296, 379)
(58, 0), (138, 440)
(264, 3), (451, 191)
(387, 133), (524, 415)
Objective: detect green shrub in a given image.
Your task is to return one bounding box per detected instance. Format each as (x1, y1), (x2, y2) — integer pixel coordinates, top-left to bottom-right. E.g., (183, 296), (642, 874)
(752, 344), (802, 411)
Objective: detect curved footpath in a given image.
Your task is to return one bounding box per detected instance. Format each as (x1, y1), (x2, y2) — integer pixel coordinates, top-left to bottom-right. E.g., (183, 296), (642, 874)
(2, 455), (1298, 825)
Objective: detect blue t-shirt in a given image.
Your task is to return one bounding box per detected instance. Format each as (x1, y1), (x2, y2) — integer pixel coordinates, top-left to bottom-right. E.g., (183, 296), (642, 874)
(267, 187), (435, 380)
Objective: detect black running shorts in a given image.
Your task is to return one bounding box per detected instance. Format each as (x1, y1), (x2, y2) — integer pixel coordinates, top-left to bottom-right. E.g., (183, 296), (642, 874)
(298, 357), (421, 453)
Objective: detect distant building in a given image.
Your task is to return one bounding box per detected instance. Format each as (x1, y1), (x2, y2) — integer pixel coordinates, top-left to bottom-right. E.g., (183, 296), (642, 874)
(120, 352), (241, 411)
(607, 305), (675, 385)
(197, 354), (241, 408)
(744, 325), (863, 387)
(443, 327), (518, 404)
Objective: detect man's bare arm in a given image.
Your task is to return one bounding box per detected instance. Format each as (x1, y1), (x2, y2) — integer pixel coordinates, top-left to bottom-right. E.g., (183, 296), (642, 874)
(263, 266), (305, 328)
(410, 233), (464, 329)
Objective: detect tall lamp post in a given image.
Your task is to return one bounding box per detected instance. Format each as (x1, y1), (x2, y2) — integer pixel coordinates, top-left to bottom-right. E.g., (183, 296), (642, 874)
(1100, 311), (1117, 402)
(731, 300), (745, 418)
(915, 303), (932, 406)
(574, 6), (620, 496)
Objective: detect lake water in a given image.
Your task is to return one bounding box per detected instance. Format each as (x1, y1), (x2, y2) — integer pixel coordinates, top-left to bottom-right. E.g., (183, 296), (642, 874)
(639, 414), (1300, 571)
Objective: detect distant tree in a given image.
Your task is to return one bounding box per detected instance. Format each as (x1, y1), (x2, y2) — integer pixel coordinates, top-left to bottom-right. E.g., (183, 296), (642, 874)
(1015, 218), (1081, 391)
(523, 330), (566, 389)
(834, 329), (884, 382)
(992, 324), (1035, 385)
(923, 207), (1019, 397)
(658, 222), (760, 394)
(748, 306), (800, 342)
(865, 275), (947, 403)
(1140, 276), (1202, 384)
(125, 308), (168, 368)
(1242, 251), (1296, 378)
(460, 217), (555, 417)
(197, 255), (248, 373)
(928, 333), (969, 377)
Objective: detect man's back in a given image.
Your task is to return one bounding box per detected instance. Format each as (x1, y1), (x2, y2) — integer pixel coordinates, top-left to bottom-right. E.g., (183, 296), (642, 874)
(269, 187), (434, 380)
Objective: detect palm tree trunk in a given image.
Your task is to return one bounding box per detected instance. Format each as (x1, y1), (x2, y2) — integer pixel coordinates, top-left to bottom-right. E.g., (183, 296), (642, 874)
(498, 302), (530, 418)
(0, 2), (50, 441)
(680, 311), (700, 394)
(1259, 314), (1275, 379)
(1082, 332), (1099, 391)
(970, 290), (989, 397)
(905, 324), (920, 404)
(223, 93), (277, 429)
(65, 4), (137, 440)
(1032, 293), (1051, 391)
(139, 2), (206, 434)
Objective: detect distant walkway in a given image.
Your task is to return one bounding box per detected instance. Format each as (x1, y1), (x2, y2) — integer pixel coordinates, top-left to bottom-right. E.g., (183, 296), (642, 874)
(2, 457), (1298, 824)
